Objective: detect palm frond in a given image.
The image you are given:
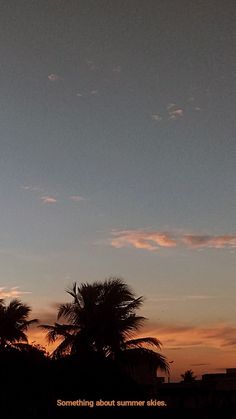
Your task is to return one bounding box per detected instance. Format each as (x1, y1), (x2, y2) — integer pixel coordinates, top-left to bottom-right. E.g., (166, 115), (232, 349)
(125, 336), (162, 349)
(57, 303), (74, 321)
(122, 347), (170, 374)
(51, 335), (73, 359)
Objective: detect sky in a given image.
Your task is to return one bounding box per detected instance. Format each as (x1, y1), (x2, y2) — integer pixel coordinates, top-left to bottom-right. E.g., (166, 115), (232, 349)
(1, 0), (236, 380)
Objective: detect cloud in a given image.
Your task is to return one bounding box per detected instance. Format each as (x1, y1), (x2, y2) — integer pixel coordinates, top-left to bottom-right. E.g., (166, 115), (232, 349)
(0, 287), (31, 298)
(183, 234), (236, 249)
(40, 196), (58, 204)
(90, 90), (98, 96)
(109, 229), (236, 251)
(22, 185), (44, 193)
(111, 230), (176, 251)
(151, 103), (184, 123)
(168, 108), (184, 120)
(148, 295), (217, 303)
(69, 195), (85, 202)
(191, 363), (210, 366)
(142, 322), (236, 349)
(151, 114), (163, 122)
(22, 185), (60, 205)
(167, 103), (176, 110)
(48, 73), (61, 82)
(23, 186), (86, 206)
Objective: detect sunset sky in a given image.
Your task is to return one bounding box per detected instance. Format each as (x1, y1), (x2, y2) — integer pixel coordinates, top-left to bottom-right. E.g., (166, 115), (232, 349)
(1, 0), (236, 380)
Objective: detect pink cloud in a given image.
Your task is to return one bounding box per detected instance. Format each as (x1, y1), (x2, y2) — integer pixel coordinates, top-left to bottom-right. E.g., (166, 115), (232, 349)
(40, 196), (58, 204)
(48, 73), (61, 82)
(111, 230), (177, 251)
(166, 103), (184, 119)
(169, 108), (184, 119)
(110, 229), (236, 251)
(0, 287), (31, 298)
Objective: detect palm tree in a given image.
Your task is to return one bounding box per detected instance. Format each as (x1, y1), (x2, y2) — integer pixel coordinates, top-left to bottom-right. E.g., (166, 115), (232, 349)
(181, 369), (197, 382)
(0, 299), (38, 350)
(40, 278), (169, 376)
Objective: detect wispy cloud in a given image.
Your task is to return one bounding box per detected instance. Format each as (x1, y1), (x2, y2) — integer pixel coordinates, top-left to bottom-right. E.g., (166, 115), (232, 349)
(168, 104), (184, 120)
(142, 322), (236, 349)
(22, 185), (86, 206)
(40, 196), (58, 204)
(190, 363), (210, 366)
(22, 185), (58, 204)
(76, 90), (99, 98)
(183, 234), (236, 249)
(111, 230), (176, 251)
(148, 295), (217, 303)
(48, 73), (62, 82)
(0, 287), (31, 298)
(90, 89), (98, 96)
(151, 103), (184, 123)
(109, 229), (236, 251)
(22, 185), (44, 193)
(151, 114), (163, 122)
(69, 195), (85, 202)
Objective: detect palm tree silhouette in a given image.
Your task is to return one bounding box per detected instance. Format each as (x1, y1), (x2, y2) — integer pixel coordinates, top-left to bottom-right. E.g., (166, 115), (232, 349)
(0, 299), (38, 350)
(41, 278), (169, 375)
(181, 369), (197, 382)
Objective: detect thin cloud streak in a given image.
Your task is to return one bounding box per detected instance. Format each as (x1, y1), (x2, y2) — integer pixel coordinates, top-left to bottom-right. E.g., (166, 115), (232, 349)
(22, 186), (86, 205)
(148, 295), (218, 303)
(142, 322), (236, 349)
(0, 287), (31, 298)
(47, 73), (62, 82)
(40, 196), (58, 204)
(151, 114), (163, 122)
(183, 234), (236, 249)
(110, 229), (236, 251)
(69, 195), (85, 202)
(22, 185), (44, 193)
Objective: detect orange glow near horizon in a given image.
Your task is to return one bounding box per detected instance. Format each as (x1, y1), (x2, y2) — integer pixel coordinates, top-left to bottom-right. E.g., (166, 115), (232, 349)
(28, 320), (236, 382)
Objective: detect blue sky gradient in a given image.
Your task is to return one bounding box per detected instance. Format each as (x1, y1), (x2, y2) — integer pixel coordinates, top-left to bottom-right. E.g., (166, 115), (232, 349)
(1, 0), (236, 379)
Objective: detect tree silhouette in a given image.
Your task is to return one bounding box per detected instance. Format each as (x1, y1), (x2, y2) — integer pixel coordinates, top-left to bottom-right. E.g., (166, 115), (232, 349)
(40, 278), (169, 375)
(0, 299), (38, 350)
(181, 369), (197, 382)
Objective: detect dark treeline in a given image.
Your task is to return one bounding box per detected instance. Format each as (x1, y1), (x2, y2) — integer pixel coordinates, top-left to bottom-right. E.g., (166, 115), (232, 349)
(1, 278), (170, 418)
(1, 278), (235, 417)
